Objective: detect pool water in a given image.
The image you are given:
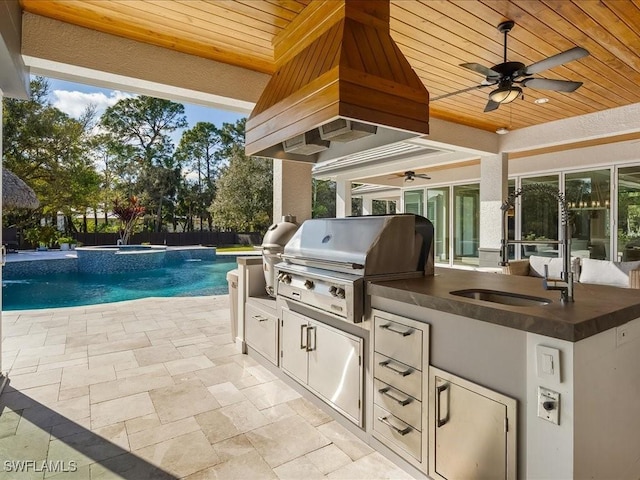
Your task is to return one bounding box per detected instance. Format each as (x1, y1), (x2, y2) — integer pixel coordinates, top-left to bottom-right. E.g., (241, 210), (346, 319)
(2, 257), (238, 311)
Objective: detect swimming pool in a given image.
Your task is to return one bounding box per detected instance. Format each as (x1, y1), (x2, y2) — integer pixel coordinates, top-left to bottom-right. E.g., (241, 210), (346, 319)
(2, 257), (238, 311)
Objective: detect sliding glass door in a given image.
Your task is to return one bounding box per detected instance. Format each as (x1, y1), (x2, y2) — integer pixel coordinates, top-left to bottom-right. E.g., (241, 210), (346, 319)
(426, 187), (449, 263)
(404, 190), (423, 215)
(520, 175), (559, 258)
(453, 184), (479, 266)
(565, 169), (611, 260)
(618, 166), (640, 261)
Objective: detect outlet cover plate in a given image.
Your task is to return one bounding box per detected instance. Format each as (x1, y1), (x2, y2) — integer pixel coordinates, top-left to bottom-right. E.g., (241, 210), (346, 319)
(538, 386), (560, 425)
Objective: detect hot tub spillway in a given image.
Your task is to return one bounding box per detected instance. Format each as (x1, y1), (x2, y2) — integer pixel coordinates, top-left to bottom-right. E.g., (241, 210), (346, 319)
(76, 245), (168, 274)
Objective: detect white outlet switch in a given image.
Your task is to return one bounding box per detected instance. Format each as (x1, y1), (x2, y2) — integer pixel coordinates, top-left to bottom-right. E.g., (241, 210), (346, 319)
(538, 387), (560, 425)
(536, 345), (561, 383)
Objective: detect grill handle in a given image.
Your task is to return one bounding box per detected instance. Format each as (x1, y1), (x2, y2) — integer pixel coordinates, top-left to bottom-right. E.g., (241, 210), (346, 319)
(280, 254), (364, 271)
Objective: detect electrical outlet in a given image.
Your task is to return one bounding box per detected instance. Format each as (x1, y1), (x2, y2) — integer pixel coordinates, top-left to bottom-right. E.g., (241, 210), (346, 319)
(538, 387), (560, 425)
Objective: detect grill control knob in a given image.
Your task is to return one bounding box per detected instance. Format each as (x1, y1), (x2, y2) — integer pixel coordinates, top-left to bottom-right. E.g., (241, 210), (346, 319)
(329, 286), (338, 296)
(336, 287), (346, 299)
(304, 280), (315, 290)
(279, 274), (291, 284)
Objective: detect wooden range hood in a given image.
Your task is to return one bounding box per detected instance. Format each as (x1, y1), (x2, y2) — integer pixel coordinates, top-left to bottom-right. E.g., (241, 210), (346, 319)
(245, 0), (429, 164)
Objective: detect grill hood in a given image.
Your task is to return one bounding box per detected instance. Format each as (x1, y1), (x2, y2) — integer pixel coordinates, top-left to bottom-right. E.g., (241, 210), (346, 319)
(281, 214), (435, 277)
(245, 0), (429, 163)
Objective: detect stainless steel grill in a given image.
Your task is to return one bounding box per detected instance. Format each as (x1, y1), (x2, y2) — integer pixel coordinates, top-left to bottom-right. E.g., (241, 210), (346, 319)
(275, 214), (434, 323)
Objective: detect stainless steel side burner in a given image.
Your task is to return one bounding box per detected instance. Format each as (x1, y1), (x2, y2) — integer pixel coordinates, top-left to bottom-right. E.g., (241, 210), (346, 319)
(275, 214), (434, 323)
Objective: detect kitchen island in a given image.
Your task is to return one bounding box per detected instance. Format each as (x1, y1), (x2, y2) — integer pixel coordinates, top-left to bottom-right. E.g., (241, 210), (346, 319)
(368, 267), (640, 480)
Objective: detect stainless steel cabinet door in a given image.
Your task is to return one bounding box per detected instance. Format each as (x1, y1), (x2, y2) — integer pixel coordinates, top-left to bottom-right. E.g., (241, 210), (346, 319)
(280, 309), (309, 384)
(245, 302), (277, 364)
(430, 367), (517, 480)
(307, 320), (362, 424)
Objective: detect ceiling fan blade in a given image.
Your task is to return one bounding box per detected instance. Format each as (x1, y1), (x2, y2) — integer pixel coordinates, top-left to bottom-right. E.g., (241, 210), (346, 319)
(416, 174), (431, 180)
(523, 77), (583, 92)
(460, 63), (501, 79)
(525, 47), (589, 75)
(484, 99), (500, 112)
(432, 84), (491, 101)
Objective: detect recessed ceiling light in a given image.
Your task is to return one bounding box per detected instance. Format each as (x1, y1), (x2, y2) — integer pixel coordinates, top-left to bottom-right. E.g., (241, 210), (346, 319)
(534, 97), (549, 104)
(496, 127), (509, 135)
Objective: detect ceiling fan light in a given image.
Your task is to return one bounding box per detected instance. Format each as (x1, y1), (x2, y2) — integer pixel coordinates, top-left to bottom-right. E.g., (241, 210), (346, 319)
(489, 85), (522, 104)
(405, 176), (414, 182)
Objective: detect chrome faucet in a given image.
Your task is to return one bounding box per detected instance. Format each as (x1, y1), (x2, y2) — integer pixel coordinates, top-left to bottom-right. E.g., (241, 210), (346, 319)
(500, 183), (574, 303)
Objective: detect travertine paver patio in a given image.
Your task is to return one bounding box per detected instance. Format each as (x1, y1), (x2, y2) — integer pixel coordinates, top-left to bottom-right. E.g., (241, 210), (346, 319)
(0, 295), (412, 479)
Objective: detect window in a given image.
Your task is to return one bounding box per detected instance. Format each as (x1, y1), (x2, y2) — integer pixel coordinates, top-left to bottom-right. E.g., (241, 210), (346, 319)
(566, 169), (611, 260)
(404, 190), (424, 215)
(618, 166), (640, 261)
(521, 175), (559, 258)
(426, 187), (449, 263)
(453, 184), (479, 266)
(372, 200), (396, 214)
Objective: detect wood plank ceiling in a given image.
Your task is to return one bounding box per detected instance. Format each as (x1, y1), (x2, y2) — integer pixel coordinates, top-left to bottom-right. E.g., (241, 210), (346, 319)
(20, 0), (640, 134)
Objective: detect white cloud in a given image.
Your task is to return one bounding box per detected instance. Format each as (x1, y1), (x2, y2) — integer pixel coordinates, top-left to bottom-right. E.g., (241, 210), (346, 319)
(51, 89), (133, 120)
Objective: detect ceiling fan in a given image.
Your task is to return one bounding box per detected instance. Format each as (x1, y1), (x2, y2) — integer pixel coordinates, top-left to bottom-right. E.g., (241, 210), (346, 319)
(390, 171), (431, 182)
(432, 20), (589, 112)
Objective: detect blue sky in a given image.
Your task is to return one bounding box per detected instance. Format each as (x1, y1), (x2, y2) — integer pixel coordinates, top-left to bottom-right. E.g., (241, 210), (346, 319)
(45, 77), (246, 144)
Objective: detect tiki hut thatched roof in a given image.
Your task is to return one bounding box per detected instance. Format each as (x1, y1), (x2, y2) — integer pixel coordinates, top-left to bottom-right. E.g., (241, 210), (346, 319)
(2, 168), (39, 209)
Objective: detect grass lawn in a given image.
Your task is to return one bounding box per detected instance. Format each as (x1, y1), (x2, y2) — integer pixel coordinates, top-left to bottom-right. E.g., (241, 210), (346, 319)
(216, 245), (260, 253)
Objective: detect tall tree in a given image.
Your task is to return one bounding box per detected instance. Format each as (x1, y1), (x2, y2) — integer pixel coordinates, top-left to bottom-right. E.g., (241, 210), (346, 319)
(312, 179), (336, 218)
(99, 96), (187, 231)
(175, 122), (222, 230)
(2, 77), (100, 232)
(209, 120), (272, 233)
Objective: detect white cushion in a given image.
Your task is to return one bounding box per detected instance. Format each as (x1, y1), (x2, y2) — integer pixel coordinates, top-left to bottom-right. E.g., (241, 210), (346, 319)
(528, 255), (579, 279)
(579, 259), (640, 287)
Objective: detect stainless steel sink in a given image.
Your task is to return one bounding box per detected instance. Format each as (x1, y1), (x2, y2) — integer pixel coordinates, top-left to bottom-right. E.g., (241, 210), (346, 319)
(450, 289), (552, 307)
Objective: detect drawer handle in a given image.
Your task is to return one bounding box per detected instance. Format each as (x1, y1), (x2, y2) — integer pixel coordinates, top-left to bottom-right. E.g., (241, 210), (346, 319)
(378, 360), (412, 377)
(378, 387), (412, 406)
(378, 415), (411, 436)
(300, 324), (307, 350)
(379, 323), (413, 337)
(253, 315), (269, 322)
(437, 383), (449, 428)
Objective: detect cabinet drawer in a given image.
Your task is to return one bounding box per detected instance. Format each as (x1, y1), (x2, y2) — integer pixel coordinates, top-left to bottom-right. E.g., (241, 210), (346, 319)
(374, 315), (423, 370)
(373, 404), (421, 461)
(374, 352), (422, 400)
(245, 302), (278, 364)
(373, 378), (421, 430)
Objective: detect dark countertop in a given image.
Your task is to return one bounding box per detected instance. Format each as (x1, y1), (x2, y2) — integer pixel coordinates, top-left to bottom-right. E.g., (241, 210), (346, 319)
(368, 268), (640, 342)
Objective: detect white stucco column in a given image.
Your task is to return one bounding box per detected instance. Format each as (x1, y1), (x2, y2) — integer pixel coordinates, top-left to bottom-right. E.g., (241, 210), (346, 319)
(336, 178), (352, 218)
(478, 153), (508, 268)
(272, 159), (313, 224)
(362, 197), (373, 215)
